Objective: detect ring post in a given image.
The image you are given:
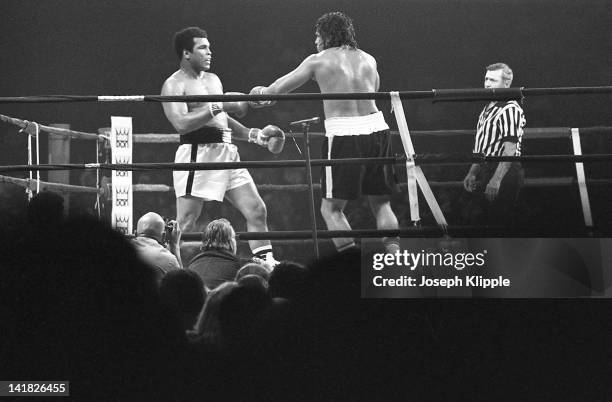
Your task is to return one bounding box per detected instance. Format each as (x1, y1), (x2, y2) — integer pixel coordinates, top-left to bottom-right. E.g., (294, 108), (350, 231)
(49, 123), (71, 213)
(570, 128), (594, 228)
(292, 117), (321, 259)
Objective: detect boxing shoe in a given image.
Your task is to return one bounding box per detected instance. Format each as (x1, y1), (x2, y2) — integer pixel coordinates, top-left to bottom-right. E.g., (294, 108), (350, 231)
(251, 252), (280, 272)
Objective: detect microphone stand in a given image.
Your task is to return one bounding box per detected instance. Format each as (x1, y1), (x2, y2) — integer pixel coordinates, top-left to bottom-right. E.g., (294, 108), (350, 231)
(290, 116), (320, 259)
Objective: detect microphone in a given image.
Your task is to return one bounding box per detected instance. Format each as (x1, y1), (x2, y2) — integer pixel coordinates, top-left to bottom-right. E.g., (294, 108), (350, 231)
(289, 116), (320, 126)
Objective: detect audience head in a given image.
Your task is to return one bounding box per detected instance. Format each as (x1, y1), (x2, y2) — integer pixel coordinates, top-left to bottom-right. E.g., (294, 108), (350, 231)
(192, 281), (239, 345)
(237, 274), (269, 291)
(218, 282), (271, 350)
(306, 248), (361, 312)
(235, 262), (270, 282)
(201, 218), (236, 254)
(136, 212), (166, 243)
(268, 261), (309, 300)
(159, 270), (207, 331)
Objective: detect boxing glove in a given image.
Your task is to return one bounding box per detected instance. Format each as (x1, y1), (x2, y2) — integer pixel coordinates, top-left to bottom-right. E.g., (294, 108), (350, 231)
(248, 125), (285, 154)
(248, 86), (277, 108)
(262, 125), (285, 154)
(248, 128), (267, 146)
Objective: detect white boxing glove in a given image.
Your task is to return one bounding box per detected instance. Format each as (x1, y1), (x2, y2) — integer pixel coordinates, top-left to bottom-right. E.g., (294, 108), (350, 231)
(248, 128), (267, 146)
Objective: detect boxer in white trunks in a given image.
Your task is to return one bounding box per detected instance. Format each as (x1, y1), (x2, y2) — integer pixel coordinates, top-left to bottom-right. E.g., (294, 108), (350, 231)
(161, 27), (284, 265)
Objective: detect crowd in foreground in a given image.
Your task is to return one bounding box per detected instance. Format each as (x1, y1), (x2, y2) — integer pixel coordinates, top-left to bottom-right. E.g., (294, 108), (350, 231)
(0, 192), (609, 401)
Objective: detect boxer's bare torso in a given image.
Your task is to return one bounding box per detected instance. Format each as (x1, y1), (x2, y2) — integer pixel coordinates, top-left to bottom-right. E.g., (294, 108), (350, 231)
(266, 46), (380, 118)
(162, 69), (228, 133)
(312, 46), (380, 118)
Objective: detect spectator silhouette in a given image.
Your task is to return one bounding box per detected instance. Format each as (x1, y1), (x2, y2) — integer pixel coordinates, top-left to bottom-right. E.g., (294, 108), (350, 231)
(132, 212), (182, 282)
(268, 260), (309, 301)
(159, 269), (207, 332)
(188, 218), (241, 290)
(235, 262), (270, 282)
(191, 281), (239, 346)
(1, 215), (188, 399)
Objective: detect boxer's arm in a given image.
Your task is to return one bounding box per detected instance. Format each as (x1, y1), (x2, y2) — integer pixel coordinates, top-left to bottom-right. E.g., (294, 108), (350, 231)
(265, 55), (318, 94)
(161, 76), (222, 134)
(226, 116), (251, 142)
(375, 70), (381, 92)
(228, 117), (285, 153)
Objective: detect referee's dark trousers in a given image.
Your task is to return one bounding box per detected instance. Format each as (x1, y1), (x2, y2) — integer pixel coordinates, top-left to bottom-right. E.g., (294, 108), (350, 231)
(462, 161), (524, 228)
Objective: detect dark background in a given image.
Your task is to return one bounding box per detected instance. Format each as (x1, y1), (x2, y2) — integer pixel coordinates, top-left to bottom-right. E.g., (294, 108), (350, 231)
(1, 0), (611, 129)
(1, 0), (612, 262)
(2, 2), (612, 397)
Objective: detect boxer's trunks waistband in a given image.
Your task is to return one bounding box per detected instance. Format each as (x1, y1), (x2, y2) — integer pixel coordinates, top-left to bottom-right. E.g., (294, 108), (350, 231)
(324, 111), (389, 137)
(180, 126), (232, 144)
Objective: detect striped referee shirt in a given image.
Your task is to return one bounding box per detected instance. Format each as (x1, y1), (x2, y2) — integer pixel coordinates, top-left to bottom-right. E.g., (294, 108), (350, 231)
(473, 100), (526, 156)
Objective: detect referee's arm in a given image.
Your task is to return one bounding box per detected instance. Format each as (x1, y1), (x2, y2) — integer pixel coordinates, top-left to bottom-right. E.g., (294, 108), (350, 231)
(463, 162), (482, 192)
(486, 141), (518, 199)
(484, 107), (523, 200)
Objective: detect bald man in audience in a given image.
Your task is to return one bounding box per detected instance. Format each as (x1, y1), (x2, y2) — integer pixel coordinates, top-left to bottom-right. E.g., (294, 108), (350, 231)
(131, 212), (183, 281)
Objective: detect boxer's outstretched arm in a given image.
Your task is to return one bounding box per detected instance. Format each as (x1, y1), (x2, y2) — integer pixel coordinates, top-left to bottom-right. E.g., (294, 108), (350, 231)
(266, 54), (319, 94)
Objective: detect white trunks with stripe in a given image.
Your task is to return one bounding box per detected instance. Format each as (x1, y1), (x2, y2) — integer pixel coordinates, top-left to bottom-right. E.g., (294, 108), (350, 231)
(173, 127), (253, 201)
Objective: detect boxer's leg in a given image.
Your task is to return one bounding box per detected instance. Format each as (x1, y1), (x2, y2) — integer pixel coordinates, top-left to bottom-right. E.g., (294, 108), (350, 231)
(226, 181), (275, 261)
(177, 195), (205, 233)
(320, 197), (356, 252)
(368, 195), (400, 253)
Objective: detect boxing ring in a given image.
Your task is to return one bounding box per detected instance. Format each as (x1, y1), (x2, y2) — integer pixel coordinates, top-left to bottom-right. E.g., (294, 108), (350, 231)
(2, 86), (612, 260)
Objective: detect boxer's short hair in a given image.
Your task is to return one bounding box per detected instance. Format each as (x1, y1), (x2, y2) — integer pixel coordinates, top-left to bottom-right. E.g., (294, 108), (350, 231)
(174, 26), (208, 59)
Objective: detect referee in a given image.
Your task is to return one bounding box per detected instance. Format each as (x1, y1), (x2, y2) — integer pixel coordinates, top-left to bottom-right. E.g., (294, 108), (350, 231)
(462, 63), (526, 227)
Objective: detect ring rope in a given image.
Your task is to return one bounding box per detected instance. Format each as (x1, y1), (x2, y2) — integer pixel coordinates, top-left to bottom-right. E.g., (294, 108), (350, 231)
(177, 225), (603, 242)
(130, 126), (612, 143)
(1, 85), (612, 104)
(0, 174), (101, 194)
(257, 178), (612, 190)
(4, 176), (610, 197)
(1, 153), (612, 173)
(3, 113), (611, 142)
(0, 113), (104, 141)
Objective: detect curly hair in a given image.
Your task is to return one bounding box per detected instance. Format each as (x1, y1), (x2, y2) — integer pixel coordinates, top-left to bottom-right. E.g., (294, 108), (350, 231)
(315, 12), (358, 50)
